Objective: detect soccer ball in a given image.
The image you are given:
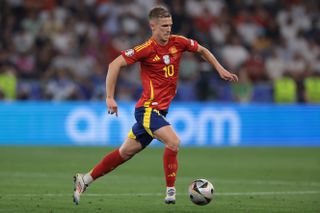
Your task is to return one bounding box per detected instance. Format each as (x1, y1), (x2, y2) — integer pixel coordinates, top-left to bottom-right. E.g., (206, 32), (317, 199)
(188, 179), (214, 206)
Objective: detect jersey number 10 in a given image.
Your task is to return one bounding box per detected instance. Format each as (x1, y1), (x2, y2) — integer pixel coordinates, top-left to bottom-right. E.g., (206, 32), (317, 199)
(163, 65), (175, 78)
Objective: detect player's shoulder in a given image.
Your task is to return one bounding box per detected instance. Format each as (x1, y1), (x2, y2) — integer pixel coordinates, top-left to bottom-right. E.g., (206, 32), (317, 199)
(170, 34), (189, 42)
(170, 34), (197, 49)
(133, 39), (154, 53)
(170, 34), (197, 45)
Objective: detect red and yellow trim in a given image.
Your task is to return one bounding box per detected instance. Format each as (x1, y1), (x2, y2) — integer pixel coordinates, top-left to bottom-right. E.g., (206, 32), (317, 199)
(134, 40), (152, 52)
(143, 80), (154, 108)
(143, 107), (153, 137)
(127, 129), (136, 140)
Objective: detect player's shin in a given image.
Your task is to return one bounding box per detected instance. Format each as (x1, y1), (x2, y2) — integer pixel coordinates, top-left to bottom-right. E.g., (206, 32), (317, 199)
(90, 148), (126, 180)
(163, 147), (178, 187)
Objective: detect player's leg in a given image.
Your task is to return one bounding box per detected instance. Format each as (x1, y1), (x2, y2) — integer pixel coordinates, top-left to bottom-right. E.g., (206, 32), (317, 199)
(73, 114), (153, 205)
(90, 137), (143, 179)
(73, 137), (143, 205)
(153, 125), (180, 204)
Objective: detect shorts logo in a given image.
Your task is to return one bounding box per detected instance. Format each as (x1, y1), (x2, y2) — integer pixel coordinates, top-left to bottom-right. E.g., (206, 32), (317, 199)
(125, 49), (134, 57)
(163, 55), (170, 65)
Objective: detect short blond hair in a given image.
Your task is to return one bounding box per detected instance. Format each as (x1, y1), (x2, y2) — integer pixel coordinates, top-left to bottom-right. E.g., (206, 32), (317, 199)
(148, 6), (171, 20)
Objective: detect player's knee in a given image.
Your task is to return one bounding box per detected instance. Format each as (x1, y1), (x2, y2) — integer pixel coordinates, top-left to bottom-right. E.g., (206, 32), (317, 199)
(119, 146), (140, 160)
(119, 149), (135, 160)
(166, 137), (180, 152)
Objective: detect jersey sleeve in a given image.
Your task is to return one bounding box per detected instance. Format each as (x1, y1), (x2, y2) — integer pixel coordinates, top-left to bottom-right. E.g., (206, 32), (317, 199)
(121, 42), (151, 65)
(176, 35), (199, 52)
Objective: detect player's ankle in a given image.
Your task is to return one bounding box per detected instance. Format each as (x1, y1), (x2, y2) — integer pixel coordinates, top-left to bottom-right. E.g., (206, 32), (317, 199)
(166, 186), (176, 195)
(83, 173), (93, 185)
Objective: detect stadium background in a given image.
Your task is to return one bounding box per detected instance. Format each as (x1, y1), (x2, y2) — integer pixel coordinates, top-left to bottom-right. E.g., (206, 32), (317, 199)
(0, 0), (319, 145)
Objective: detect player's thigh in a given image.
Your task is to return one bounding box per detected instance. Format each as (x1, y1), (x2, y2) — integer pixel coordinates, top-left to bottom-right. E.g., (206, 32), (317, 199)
(119, 137), (143, 160)
(153, 125), (180, 151)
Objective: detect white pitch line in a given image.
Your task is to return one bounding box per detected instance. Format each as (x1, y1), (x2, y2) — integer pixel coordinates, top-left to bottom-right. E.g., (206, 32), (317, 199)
(3, 191), (320, 197)
(215, 191), (320, 196)
(212, 179), (320, 187)
(3, 172), (320, 187)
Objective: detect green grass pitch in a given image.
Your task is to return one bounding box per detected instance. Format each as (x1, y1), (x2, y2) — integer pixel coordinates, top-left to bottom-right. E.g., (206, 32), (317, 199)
(0, 147), (319, 213)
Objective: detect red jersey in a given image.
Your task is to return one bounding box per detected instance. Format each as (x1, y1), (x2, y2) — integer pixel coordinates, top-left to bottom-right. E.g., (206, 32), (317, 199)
(121, 35), (199, 110)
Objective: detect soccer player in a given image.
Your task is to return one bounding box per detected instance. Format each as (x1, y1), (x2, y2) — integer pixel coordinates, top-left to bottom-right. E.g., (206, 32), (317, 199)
(73, 6), (238, 205)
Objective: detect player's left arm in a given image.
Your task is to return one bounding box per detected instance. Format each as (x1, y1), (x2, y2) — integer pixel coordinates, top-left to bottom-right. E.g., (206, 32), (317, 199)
(106, 55), (128, 116)
(196, 44), (238, 82)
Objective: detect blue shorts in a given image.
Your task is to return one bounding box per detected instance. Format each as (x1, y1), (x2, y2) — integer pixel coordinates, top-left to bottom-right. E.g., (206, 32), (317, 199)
(128, 107), (170, 148)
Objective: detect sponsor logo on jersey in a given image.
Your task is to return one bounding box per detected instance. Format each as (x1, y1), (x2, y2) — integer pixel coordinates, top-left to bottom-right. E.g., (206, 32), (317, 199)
(125, 49), (134, 57)
(163, 55), (170, 65)
(190, 39), (195, 46)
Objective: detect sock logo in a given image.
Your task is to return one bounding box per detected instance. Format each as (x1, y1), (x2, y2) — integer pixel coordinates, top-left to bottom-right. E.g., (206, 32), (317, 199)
(168, 172), (176, 177)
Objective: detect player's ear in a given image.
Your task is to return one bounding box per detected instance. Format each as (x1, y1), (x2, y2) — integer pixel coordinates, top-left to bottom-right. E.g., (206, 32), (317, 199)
(149, 19), (156, 31)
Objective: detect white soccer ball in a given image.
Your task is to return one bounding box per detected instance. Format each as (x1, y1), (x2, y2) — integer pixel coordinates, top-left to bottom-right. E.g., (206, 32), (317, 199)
(188, 179), (214, 206)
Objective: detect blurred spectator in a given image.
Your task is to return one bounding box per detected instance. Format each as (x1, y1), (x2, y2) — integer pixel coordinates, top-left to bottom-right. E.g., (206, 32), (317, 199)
(265, 49), (286, 81)
(196, 62), (219, 101)
(43, 67), (78, 100)
(0, 65), (17, 100)
(12, 51), (37, 78)
(279, 16), (298, 42)
(312, 55), (320, 74)
(221, 36), (249, 71)
(244, 50), (267, 82)
(231, 68), (253, 103)
(273, 74), (297, 103)
(304, 73), (320, 103)
(176, 53), (199, 101)
(265, 19), (280, 42)
(251, 33), (272, 55)
(236, 9), (262, 46)
(209, 12), (230, 46)
(90, 61), (106, 100)
(287, 52), (307, 80)
(13, 28), (34, 53)
(179, 52), (198, 80)
(72, 48), (96, 78)
(116, 68), (137, 101)
(167, 0), (188, 34)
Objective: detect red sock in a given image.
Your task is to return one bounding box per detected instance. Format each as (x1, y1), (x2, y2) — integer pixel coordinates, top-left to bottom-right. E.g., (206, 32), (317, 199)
(163, 147), (178, 187)
(90, 149), (125, 180)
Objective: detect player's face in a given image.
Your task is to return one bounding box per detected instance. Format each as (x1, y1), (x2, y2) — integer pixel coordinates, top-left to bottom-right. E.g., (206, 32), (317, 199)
(152, 17), (173, 44)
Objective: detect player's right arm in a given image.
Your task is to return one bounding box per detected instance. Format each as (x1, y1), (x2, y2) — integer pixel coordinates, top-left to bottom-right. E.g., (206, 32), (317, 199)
(106, 55), (127, 116)
(106, 40), (151, 116)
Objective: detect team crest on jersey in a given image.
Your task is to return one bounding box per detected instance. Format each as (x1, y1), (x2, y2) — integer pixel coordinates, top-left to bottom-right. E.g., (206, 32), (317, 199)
(163, 55), (170, 65)
(190, 39), (195, 46)
(169, 46), (177, 55)
(125, 49), (134, 57)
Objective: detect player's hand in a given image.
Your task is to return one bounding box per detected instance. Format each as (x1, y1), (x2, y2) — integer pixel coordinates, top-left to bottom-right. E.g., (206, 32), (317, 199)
(218, 69), (238, 82)
(106, 98), (118, 117)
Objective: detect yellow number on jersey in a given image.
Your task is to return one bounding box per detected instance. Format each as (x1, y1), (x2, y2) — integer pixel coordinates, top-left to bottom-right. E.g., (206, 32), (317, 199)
(163, 65), (174, 78)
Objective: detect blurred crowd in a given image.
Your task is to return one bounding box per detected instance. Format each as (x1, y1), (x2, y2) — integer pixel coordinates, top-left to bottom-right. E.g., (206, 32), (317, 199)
(0, 0), (319, 103)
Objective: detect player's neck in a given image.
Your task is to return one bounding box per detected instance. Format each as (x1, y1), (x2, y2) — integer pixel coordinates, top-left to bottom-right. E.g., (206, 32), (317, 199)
(152, 36), (169, 46)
